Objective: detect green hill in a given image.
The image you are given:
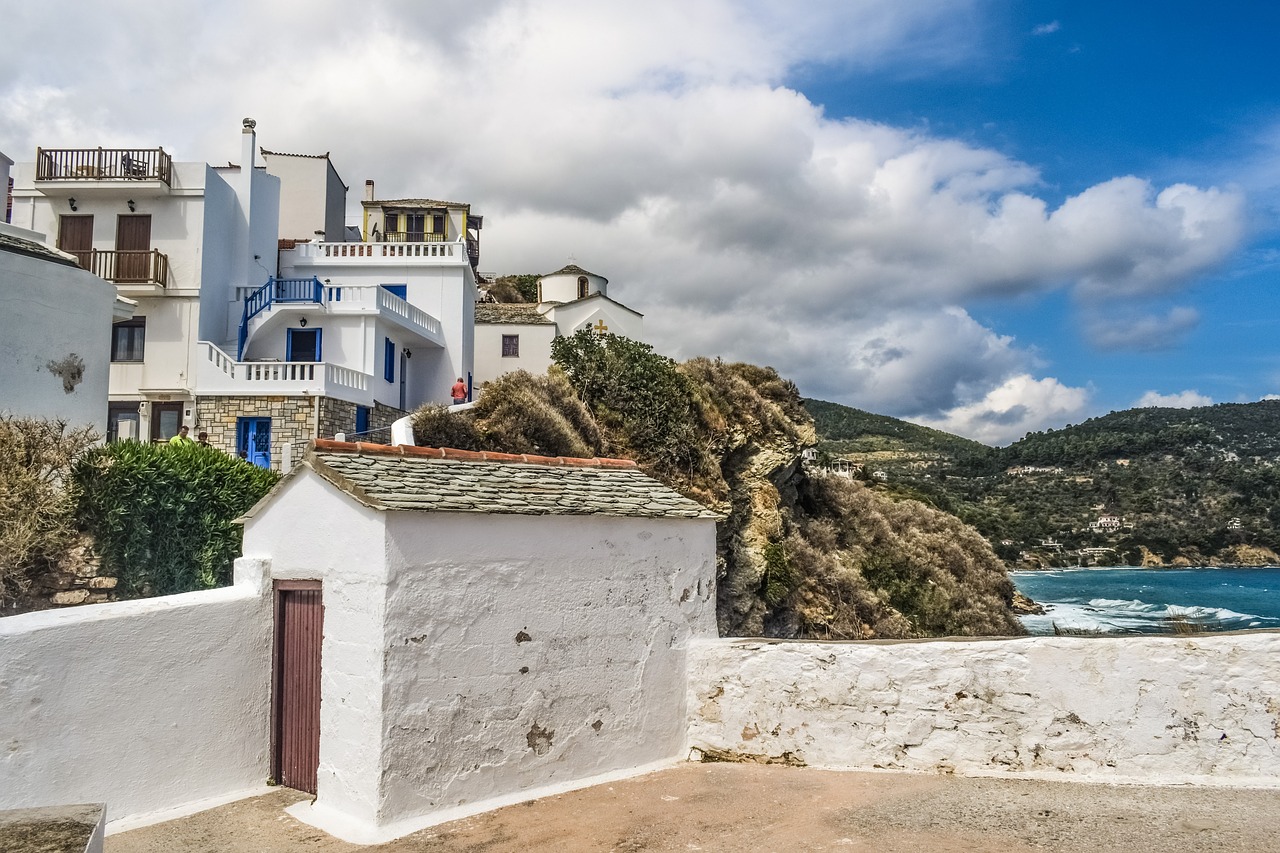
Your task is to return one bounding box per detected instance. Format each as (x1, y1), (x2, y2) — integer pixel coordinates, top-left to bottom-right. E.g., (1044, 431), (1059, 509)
(805, 398), (1280, 568)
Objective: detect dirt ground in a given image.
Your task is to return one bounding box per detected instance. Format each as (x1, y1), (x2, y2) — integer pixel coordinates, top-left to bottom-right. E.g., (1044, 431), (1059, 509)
(107, 763), (1280, 853)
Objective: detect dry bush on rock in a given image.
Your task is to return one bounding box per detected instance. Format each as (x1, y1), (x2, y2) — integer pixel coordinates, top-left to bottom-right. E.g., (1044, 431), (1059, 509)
(0, 416), (98, 604)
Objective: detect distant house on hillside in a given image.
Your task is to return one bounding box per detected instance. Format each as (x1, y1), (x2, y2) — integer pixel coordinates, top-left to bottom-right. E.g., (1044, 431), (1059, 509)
(473, 263), (644, 389)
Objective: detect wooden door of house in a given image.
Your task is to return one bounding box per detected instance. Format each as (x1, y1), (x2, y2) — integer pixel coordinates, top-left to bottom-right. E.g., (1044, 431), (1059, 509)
(57, 215), (94, 269)
(115, 214), (152, 281)
(149, 402), (182, 442)
(273, 581), (324, 793)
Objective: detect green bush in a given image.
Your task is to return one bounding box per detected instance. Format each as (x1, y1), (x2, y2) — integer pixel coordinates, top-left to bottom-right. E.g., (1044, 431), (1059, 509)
(411, 404), (481, 450)
(73, 441), (279, 597)
(0, 416), (98, 604)
(472, 370), (601, 459)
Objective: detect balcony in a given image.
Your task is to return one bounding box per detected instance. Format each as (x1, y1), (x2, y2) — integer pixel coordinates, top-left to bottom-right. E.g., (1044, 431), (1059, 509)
(197, 342), (374, 406)
(238, 277), (445, 359)
(285, 239), (466, 265)
(71, 249), (169, 292)
(36, 147), (173, 185)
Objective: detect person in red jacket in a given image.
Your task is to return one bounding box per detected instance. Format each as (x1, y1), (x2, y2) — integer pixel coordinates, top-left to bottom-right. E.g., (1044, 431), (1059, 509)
(450, 377), (468, 405)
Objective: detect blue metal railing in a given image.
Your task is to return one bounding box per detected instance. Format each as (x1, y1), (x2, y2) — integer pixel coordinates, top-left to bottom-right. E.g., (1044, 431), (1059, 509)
(237, 277), (324, 359)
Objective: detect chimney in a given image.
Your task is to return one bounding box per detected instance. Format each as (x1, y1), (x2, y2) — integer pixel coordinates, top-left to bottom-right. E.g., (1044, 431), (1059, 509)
(364, 179), (375, 202)
(241, 117), (258, 171)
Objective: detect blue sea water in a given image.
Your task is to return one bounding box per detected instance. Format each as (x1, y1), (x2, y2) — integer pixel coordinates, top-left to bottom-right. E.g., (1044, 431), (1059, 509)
(1011, 566), (1280, 635)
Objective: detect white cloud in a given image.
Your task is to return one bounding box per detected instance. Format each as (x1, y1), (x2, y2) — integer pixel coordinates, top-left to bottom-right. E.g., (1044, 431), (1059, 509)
(0, 1), (1249, 438)
(1133, 390), (1214, 409)
(1032, 21), (1061, 36)
(911, 374), (1091, 446)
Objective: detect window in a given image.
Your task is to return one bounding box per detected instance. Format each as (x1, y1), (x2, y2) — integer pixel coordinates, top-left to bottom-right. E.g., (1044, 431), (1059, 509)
(107, 402), (140, 442)
(578, 276), (589, 299)
(111, 318), (146, 362)
(501, 334), (520, 358)
(380, 284), (407, 300)
(355, 406), (370, 436)
(432, 213), (445, 236)
(384, 337), (395, 382)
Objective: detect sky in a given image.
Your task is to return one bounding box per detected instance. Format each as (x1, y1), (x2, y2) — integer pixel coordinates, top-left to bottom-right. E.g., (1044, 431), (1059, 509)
(3, 0), (1278, 445)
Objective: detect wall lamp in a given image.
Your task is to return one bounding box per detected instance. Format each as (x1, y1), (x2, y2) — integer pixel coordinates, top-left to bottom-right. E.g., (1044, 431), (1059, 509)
(67, 198), (77, 211)
(127, 199), (136, 212)
(299, 317), (308, 327)
(403, 348), (412, 359)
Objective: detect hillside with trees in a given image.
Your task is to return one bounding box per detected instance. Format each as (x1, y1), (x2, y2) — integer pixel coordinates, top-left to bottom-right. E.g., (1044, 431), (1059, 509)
(805, 398), (1280, 569)
(412, 332), (1024, 640)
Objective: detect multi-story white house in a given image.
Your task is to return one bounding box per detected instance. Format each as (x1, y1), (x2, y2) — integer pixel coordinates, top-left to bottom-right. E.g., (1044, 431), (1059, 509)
(9, 124), (479, 468)
(473, 264), (643, 388)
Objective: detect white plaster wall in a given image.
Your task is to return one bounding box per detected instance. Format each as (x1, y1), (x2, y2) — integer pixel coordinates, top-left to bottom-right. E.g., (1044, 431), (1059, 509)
(376, 512), (717, 828)
(550, 299), (643, 342)
(0, 561), (272, 823)
(0, 246), (113, 431)
(241, 472), (390, 829)
(108, 295), (198, 398)
(539, 270), (606, 303)
(262, 153), (344, 242)
(688, 634), (1280, 784)
(472, 323), (556, 389)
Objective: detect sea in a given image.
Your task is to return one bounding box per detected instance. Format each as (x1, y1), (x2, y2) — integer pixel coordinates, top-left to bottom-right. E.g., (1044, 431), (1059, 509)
(1011, 566), (1280, 635)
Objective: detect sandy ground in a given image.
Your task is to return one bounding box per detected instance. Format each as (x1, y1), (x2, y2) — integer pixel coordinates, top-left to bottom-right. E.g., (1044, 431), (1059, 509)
(107, 763), (1280, 853)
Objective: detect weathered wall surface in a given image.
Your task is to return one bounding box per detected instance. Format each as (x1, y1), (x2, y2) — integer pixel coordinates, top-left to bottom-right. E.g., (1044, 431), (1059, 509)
(688, 635), (1280, 784)
(377, 512), (717, 831)
(0, 559), (272, 823)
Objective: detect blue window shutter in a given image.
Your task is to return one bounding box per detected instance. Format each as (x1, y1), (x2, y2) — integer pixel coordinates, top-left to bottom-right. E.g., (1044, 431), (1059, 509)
(384, 338), (395, 382)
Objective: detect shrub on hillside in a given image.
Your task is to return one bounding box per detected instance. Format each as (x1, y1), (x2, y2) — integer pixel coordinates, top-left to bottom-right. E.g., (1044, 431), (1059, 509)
(411, 404), (481, 450)
(0, 416), (98, 604)
(73, 441), (279, 597)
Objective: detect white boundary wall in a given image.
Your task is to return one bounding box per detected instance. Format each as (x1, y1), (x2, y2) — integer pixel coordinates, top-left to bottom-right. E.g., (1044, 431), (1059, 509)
(0, 559), (273, 826)
(688, 634), (1280, 785)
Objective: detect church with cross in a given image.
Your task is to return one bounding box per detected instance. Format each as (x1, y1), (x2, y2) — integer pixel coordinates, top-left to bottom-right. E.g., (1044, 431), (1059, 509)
(472, 263), (644, 390)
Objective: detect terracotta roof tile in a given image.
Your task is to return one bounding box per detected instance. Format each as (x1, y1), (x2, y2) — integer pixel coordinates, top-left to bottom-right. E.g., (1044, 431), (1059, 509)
(304, 440), (717, 520)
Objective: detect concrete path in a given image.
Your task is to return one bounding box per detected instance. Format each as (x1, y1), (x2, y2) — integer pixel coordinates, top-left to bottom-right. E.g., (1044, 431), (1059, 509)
(107, 763), (1280, 852)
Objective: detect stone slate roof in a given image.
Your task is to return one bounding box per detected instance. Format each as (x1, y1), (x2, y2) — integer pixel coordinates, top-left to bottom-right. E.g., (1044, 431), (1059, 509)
(474, 303), (554, 325)
(545, 263), (607, 283)
(300, 440), (719, 519)
(363, 198), (470, 209)
(0, 231), (79, 267)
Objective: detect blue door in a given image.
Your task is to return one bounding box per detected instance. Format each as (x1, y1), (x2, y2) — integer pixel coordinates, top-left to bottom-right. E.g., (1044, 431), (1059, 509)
(237, 417), (272, 468)
(287, 328), (321, 362)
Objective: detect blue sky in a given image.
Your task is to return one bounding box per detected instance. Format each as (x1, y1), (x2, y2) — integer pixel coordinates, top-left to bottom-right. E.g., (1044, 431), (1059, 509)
(798, 1), (1280, 418)
(2, 1), (1276, 442)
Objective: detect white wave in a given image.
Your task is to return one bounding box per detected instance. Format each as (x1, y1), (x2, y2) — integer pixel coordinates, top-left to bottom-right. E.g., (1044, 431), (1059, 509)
(1089, 598), (1162, 612)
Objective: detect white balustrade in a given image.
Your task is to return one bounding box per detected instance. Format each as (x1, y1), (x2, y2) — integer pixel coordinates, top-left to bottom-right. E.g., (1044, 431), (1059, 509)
(196, 342), (374, 405)
(290, 240), (464, 264)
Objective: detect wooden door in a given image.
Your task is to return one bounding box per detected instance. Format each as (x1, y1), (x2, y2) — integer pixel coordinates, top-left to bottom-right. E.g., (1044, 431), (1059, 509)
(57, 215), (94, 269)
(115, 214), (152, 281)
(273, 581), (324, 794)
(149, 402), (182, 441)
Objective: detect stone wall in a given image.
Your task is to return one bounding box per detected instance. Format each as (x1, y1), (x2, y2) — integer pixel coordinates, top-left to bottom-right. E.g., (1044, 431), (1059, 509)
(22, 536), (118, 611)
(195, 395), (316, 468)
(688, 634), (1280, 785)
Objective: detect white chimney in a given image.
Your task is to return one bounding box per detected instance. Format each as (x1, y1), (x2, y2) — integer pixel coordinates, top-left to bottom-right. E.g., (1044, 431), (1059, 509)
(364, 179), (375, 202)
(241, 117), (257, 171)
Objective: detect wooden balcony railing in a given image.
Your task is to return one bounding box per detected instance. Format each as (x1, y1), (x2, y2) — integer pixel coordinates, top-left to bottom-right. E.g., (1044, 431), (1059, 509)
(381, 231), (447, 243)
(36, 147), (173, 185)
(70, 249), (169, 285)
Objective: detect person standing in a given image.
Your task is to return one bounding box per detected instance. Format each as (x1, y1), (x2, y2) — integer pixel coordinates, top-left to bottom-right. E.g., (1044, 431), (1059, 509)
(168, 425), (194, 445)
(450, 377), (468, 405)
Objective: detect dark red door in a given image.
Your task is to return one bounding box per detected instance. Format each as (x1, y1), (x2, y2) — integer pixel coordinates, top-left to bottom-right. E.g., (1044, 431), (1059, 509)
(115, 214), (152, 282)
(58, 214), (94, 269)
(273, 581), (323, 793)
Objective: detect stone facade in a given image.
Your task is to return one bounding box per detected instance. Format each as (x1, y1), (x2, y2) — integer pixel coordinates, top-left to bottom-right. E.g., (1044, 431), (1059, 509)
(196, 396), (408, 469)
(195, 396), (316, 470)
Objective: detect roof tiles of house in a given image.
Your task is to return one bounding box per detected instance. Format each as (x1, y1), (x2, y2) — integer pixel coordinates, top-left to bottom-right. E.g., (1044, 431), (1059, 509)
(474, 303), (554, 325)
(546, 263), (606, 282)
(304, 440), (719, 519)
(0, 231), (79, 267)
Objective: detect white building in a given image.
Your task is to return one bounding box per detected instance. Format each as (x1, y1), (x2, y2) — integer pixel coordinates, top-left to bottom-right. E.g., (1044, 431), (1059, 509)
(473, 264), (643, 389)
(9, 120), (279, 446)
(240, 439), (718, 842)
(9, 128), (480, 467)
(0, 219), (130, 432)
